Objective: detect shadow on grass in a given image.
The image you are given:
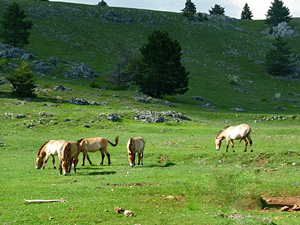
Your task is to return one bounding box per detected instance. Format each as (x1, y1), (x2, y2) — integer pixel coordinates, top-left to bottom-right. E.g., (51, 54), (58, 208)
(146, 162), (177, 168)
(89, 171), (117, 176)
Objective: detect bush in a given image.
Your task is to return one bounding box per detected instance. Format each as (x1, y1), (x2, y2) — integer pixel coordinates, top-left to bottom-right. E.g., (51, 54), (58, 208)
(7, 61), (36, 97)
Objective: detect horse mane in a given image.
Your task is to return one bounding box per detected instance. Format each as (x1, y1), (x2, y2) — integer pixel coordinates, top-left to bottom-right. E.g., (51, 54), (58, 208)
(37, 140), (50, 156)
(77, 138), (84, 145)
(64, 142), (71, 160)
(128, 138), (133, 154)
(216, 126), (230, 138)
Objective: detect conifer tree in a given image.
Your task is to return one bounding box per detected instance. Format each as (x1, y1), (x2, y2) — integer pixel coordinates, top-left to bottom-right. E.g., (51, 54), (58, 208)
(241, 3), (253, 20)
(7, 61), (36, 97)
(182, 0), (197, 20)
(135, 29), (189, 98)
(0, 2), (33, 48)
(209, 4), (225, 16)
(266, 0), (292, 26)
(265, 36), (292, 76)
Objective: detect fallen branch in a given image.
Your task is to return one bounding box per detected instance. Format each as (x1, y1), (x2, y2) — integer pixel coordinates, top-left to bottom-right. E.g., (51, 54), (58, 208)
(24, 199), (67, 204)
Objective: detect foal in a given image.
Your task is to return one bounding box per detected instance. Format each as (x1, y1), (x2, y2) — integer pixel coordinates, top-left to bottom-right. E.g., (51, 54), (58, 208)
(215, 124), (253, 152)
(60, 141), (79, 175)
(127, 137), (145, 167)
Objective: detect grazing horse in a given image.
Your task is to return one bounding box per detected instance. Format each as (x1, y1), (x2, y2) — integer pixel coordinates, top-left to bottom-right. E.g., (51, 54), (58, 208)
(60, 141), (79, 175)
(127, 137), (145, 167)
(215, 124), (253, 152)
(77, 136), (119, 166)
(36, 140), (66, 169)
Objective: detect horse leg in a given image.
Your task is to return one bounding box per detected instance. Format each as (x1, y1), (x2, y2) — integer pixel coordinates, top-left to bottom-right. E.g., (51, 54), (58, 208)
(43, 154), (50, 169)
(226, 139), (230, 152)
(248, 135), (253, 152)
(138, 153), (141, 165)
(231, 140), (235, 153)
(86, 153), (93, 166)
(100, 149), (105, 165)
(59, 160), (62, 175)
(243, 138), (248, 152)
(52, 155), (56, 169)
(82, 153), (86, 166)
(68, 157), (73, 173)
(140, 153), (143, 166)
(105, 151), (111, 165)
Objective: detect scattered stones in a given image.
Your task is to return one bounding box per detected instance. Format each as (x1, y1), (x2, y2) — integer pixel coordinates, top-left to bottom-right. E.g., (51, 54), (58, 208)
(0, 44), (29, 59)
(98, 113), (120, 122)
(133, 110), (165, 123)
(64, 63), (98, 80)
(114, 207), (134, 217)
(0, 141), (6, 147)
(53, 85), (72, 92)
(68, 97), (101, 106)
(5, 113), (26, 119)
(192, 96), (204, 101)
(231, 107), (246, 112)
(161, 110), (191, 121)
(264, 22), (297, 39)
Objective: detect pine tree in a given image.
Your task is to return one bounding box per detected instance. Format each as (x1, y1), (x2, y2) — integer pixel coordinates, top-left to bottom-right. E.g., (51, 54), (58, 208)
(182, 0), (197, 20)
(209, 4), (225, 16)
(135, 29), (189, 98)
(98, 0), (108, 6)
(265, 36), (292, 76)
(0, 2), (33, 48)
(241, 3), (253, 20)
(266, 0), (292, 26)
(7, 61), (36, 97)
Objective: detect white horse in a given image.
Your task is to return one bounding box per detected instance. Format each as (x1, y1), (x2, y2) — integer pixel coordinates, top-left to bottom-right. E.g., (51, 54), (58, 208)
(36, 140), (66, 169)
(215, 124), (253, 152)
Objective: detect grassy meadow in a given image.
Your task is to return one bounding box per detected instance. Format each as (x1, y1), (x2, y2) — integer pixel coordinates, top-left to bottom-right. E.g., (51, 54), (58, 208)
(0, 0), (300, 224)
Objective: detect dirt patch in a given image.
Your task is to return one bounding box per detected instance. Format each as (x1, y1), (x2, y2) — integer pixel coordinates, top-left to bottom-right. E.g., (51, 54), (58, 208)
(261, 196), (300, 211)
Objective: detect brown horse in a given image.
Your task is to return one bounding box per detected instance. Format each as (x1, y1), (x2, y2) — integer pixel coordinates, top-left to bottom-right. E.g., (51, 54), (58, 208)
(36, 140), (66, 169)
(77, 136), (119, 166)
(215, 124), (253, 152)
(60, 141), (79, 175)
(127, 137), (145, 167)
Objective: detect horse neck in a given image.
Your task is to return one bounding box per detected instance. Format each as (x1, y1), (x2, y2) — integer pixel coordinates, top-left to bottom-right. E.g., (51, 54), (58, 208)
(217, 131), (226, 140)
(38, 148), (47, 158)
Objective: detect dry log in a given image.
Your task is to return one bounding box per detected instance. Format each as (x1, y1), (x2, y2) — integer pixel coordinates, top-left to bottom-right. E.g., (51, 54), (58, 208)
(24, 199), (67, 204)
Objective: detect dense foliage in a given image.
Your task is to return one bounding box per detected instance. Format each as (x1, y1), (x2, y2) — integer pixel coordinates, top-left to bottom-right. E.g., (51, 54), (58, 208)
(0, 2), (33, 48)
(241, 3), (253, 20)
(265, 0), (292, 26)
(7, 61), (36, 97)
(209, 4), (225, 16)
(182, 0), (197, 20)
(265, 36), (292, 76)
(135, 29), (189, 98)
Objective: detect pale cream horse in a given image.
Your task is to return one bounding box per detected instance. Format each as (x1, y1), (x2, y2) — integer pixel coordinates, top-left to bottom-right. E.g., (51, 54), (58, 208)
(127, 137), (145, 167)
(36, 140), (66, 169)
(215, 124), (253, 152)
(77, 136), (119, 166)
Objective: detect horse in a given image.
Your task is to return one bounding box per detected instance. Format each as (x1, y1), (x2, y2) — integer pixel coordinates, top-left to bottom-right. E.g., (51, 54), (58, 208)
(77, 136), (119, 166)
(36, 140), (66, 169)
(60, 141), (79, 175)
(127, 137), (145, 167)
(215, 124), (253, 152)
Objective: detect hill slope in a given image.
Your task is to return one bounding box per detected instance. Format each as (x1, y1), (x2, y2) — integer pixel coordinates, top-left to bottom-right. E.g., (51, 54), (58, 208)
(0, 0), (300, 113)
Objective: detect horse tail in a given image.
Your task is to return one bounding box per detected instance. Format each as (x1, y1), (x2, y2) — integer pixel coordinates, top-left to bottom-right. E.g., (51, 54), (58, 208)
(108, 136), (119, 147)
(77, 138), (84, 145)
(37, 140), (50, 156)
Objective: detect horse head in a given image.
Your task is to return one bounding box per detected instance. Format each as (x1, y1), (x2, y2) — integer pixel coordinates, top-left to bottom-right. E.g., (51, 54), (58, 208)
(61, 142), (71, 175)
(215, 138), (222, 150)
(35, 155), (44, 169)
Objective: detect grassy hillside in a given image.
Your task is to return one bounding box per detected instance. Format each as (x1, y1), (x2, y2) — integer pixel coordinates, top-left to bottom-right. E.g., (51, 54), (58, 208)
(1, 0), (300, 113)
(1, 1), (300, 224)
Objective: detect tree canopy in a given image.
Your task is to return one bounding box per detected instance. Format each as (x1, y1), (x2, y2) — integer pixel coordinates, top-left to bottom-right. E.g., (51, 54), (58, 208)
(241, 3), (253, 20)
(265, 36), (292, 76)
(0, 2), (33, 48)
(265, 0), (292, 26)
(209, 4), (225, 16)
(182, 0), (197, 20)
(135, 29), (189, 98)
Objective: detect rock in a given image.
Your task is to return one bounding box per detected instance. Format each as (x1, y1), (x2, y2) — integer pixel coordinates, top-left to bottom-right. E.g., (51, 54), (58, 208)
(68, 97), (100, 106)
(53, 85), (71, 92)
(292, 204), (300, 211)
(280, 206), (289, 211)
(64, 63), (98, 80)
(114, 207), (125, 214)
(21, 53), (36, 60)
(124, 210), (134, 217)
(0, 44), (28, 58)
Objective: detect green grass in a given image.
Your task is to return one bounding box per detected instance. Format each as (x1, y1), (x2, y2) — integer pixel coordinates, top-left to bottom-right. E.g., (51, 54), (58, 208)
(1, 0), (300, 224)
